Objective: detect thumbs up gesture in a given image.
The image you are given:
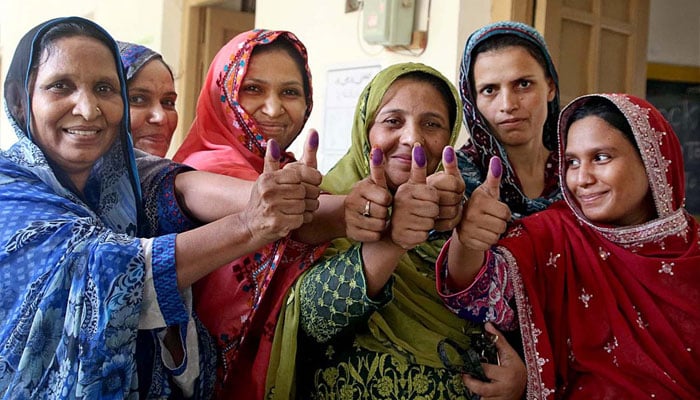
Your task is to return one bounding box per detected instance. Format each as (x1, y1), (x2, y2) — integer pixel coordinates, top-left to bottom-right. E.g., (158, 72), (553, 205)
(454, 156), (511, 251)
(244, 132), (322, 243)
(390, 143), (440, 250)
(344, 146), (392, 242)
(427, 146), (467, 232)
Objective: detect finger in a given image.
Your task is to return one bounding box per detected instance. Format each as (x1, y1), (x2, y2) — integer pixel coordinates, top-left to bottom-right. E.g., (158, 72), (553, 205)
(369, 146), (388, 189)
(299, 129), (319, 169)
(482, 156), (502, 199)
(410, 143), (428, 184)
(442, 146), (460, 177)
(485, 322), (515, 361)
(264, 139), (281, 172)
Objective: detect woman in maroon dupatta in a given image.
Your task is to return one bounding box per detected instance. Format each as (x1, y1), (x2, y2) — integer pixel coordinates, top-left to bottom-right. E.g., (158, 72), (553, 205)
(438, 93), (700, 398)
(173, 30), (331, 399)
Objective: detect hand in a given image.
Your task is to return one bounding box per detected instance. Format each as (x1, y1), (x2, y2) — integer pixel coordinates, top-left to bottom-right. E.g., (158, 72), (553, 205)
(427, 146), (466, 232)
(390, 144), (439, 250)
(279, 129), (323, 223)
(455, 156), (510, 251)
(242, 139), (310, 243)
(462, 323), (527, 400)
(344, 146), (392, 242)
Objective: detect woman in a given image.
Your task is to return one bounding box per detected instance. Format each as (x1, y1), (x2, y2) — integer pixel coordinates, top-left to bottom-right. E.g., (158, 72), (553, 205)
(173, 30), (331, 399)
(439, 94), (700, 398)
(267, 63), (524, 399)
(0, 17), (318, 399)
(118, 41), (178, 157)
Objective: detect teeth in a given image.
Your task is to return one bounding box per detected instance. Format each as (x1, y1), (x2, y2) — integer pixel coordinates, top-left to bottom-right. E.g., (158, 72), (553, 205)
(66, 129), (98, 136)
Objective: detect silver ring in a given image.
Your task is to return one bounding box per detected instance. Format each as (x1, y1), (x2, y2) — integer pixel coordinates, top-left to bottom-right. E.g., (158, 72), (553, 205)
(362, 200), (371, 217)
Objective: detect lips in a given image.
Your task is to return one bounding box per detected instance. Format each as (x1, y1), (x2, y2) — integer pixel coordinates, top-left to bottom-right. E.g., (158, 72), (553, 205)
(65, 128), (100, 137)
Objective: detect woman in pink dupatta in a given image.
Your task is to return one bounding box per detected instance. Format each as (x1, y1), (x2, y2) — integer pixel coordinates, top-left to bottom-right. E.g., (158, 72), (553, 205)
(173, 30), (329, 399)
(438, 94), (700, 399)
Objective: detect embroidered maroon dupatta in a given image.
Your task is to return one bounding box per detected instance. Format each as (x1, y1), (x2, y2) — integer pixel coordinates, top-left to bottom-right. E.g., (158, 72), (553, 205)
(173, 30), (327, 399)
(498, 94), (700, 399)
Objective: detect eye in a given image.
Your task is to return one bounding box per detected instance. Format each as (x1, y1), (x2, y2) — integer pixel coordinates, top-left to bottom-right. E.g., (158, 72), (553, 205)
(425, 120), (445, 129)
(479, 86), (495, 96)
(96, 83), (115, 94)
(383, 117), (401, 126)
(129, 94), (147, 106)
(282, 88), (302, 97)
(517, 80), (532, 89)
(566, 157), (580, 168)
(594, 153), (611, 162)
(45, 81), (71, 92)
(242, 84), (261, 94)
(161, 98), (177, 109)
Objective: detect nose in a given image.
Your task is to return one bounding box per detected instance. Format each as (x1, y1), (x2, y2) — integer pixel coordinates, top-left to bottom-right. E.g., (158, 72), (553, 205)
(148, 105), (166, 125)
(574, 162), (595, 187)
(500, 89), (519, 113)
(262, 94), (284, 118)
(398, 120), (424, 147)
(72, 90), (100, 120)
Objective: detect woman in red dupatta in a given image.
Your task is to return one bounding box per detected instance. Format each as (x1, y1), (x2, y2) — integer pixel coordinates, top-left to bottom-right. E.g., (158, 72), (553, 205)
(173, 30), (328, 399)
(438, 94), (700, 399)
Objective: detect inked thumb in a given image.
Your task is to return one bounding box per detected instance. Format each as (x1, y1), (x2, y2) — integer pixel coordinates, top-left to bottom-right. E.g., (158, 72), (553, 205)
(370, 146), (388, 188)
(263, 139), (281, 172)
(300, 129), (319, 169)
(483, 156), (502, 198)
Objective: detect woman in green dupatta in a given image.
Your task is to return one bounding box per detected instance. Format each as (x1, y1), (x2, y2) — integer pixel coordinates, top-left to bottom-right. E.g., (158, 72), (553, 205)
(267, 63), (523, 399)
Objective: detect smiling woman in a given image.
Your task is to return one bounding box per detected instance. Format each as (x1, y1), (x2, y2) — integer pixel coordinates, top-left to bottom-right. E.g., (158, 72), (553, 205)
(438, 93), (700, 399)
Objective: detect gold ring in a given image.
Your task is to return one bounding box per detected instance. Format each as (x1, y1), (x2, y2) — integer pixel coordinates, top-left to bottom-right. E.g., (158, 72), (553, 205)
(362, 200), (371, 217)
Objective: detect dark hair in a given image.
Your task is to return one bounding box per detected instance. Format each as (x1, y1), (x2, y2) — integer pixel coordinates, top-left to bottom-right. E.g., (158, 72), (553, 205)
(469, 34), (551, 99)
(396, 71), (458, 131)
(251, 36), (310, 103)
(565, 97), (638, 153)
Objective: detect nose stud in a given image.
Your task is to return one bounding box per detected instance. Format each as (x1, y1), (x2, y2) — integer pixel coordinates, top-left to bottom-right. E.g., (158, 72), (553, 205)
(96, 106), (102, 115)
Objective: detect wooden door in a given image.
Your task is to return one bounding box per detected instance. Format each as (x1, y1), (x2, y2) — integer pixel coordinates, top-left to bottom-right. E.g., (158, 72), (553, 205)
(175, 1), (255, 148)
(533, 0), (650, 104)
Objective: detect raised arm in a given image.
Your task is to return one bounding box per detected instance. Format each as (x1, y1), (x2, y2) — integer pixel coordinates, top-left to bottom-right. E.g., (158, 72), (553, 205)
(446, 157), (510, 290)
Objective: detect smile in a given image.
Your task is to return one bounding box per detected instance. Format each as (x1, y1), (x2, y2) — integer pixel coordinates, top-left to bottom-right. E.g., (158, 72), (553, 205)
(65, 129), (99, 136)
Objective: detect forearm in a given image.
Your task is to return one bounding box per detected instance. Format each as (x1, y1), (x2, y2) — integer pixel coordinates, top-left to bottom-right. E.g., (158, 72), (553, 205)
(174, 213), (266, 288)
(361, 236), (406, 298)
(292, 194), (347, 244)
(174, 171), (254, 223)
(446, 230), (487, 290)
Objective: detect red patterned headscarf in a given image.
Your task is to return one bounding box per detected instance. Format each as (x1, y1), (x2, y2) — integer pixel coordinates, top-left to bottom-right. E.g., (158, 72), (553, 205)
(499, 94), (700, 399)
(173, 29), (312, 179)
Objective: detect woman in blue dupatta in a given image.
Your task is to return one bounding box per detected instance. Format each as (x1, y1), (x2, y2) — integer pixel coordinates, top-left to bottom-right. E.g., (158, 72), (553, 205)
(0, 16), (321, 399)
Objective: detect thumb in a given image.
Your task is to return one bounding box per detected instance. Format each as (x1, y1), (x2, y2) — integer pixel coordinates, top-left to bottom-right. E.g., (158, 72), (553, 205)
(299, 129), (319, 168)
(410, 143), (428, 184)
(442, 146), (460, 177)
(369, 146), (388, 188)
(482, 156), (502, 198)
(263, 139), (281, 172)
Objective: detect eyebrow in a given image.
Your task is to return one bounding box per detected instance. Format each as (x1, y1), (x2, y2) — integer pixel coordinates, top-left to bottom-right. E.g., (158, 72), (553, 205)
(242, 77), (303, 86)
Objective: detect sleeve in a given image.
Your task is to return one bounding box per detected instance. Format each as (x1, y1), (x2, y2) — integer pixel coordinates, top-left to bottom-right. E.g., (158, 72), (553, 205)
(435, 238), (517, 330)
(299, 242), (394, 343)
(136, 151), (198, 237)
(138, 235), (201, 397)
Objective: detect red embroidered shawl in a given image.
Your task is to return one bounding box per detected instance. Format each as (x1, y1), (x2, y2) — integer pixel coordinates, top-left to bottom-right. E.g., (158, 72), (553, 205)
(499, 94), (700, 399)
(173, 30), (327, 399)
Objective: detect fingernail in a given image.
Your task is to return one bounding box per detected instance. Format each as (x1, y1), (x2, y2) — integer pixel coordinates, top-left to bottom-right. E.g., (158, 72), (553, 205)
(309, 130), (319, 149)
(371, 146), (383, 166)
(490, 156), (502, 178)
(269, 140), (281, 160)
(413, 144), (426, 168)
(444, 146), (455, 164)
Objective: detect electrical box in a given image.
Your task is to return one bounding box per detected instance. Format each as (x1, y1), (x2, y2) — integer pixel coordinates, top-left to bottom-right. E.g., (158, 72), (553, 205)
(362, 0), (415, 46)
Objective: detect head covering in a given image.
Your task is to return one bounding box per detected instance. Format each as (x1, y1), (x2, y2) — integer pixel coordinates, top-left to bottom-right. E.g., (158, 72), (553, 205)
(117, 40), (169, 82)
(3, 16), (141, 232)
(321, 62), (462, 194)
(457, 21), (561, 218)
(498, 94), (700, 398)
(173, 29), (312, 180)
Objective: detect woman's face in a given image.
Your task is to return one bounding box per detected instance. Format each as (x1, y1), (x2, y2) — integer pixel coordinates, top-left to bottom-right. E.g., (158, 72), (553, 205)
(368, 78), (452, 191)
(473, 46), (555, 149)
(127, 59), (177, 157)
(30, 35), (123, 190)
(565, 115), (654, 226)
(238, 48), (307, 150)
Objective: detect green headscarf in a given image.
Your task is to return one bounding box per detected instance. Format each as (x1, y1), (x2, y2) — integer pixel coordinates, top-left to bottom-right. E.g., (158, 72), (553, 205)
(267, 63), (475, 399)
(321, 62), (462, 194)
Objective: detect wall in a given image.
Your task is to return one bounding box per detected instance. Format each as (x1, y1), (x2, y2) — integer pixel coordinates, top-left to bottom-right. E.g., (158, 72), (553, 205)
(647, 0), (700, 66)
